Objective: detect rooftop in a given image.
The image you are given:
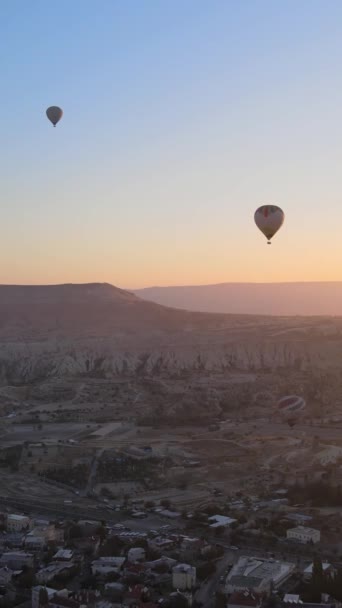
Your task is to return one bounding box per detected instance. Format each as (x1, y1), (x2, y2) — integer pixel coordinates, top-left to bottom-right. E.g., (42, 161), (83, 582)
(228, 556), (295, 588)
(288, 526), (319, 534)
(209, 514), (237, 528)
(229, 591), (262, 607)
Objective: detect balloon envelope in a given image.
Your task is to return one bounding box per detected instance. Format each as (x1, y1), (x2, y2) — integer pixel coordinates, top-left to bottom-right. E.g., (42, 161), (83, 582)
(277, 395), (306, 428)
(254, 205), (284, 243)
(46, 106), (63, 127)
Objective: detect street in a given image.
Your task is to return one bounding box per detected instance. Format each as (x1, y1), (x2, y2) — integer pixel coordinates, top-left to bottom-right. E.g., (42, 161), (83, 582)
(194, 552), (233, 608)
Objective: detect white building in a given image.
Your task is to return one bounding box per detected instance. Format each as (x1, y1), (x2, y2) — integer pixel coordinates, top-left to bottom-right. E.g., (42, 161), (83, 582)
(208, 514), (237, 528)
(53, 550), (73, 561)
(172, 563), (196, 590)
(6, 514), (30, 532)
(286, 526), (320, 544)
(226, 556), (295, 595)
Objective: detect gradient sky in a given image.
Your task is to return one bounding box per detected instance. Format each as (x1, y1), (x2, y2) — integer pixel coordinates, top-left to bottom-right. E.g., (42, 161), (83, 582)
(1, 0), (342, 288)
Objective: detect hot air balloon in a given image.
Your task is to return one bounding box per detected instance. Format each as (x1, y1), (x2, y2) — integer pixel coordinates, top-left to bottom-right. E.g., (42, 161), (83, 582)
(277, 395), (306, 429)
(254, 205), (284, 244)
(46, 106), (63, 127)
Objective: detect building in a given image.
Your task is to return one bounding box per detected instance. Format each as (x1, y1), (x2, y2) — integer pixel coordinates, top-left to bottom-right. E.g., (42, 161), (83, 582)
(286, 513), (313, 525)
(128, 547), (146, 563)
(91, 557), (125, 576)
(32, 586), (59, 608)
(0, 567), (14, 586)
(36, 563), (75, 584)
(24, 531), (46, 551)
(0, 551), (34, 569)
(208, 514), (237, 528)
(303, 563), (333, 581)
(228, 591), (263, 608)
(226, 556), (295, 595)
(172, 563), (196, 590)
(6, 514), (30, 532)
(287, 526), (320, 544)
(159, 509), (181, 519)
(53, 550), (74, 562)
(4, 533), (24, 548)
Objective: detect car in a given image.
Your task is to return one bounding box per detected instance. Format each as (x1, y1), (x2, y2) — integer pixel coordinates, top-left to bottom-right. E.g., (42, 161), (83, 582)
(229, 546), (239, 550)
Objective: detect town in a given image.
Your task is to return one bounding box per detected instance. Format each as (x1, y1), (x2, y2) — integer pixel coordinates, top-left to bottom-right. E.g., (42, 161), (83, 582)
(0, 483), (340, 608)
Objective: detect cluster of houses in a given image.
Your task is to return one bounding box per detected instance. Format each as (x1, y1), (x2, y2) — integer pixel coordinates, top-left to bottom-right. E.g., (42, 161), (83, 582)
(0, 510), (214, 608)
(0, 500), (332, 608)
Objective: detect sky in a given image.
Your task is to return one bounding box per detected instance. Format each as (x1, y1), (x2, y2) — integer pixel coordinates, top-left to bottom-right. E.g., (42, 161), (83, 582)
(1, 0), (342, 288)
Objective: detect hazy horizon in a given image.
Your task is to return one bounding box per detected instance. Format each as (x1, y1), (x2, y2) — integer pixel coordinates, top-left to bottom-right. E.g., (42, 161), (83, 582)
(1, 280), (342, 316)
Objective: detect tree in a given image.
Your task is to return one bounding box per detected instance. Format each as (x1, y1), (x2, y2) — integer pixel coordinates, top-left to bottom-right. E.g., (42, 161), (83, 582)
(161, 498), (171, 509)
(39, 587), (49, 608)
(17, 566), (37, 588)
(144, 500), (156, 509)
(170, 593), (189, 608)
(68, 524), (82, 539)
(96, 523), (107, 543)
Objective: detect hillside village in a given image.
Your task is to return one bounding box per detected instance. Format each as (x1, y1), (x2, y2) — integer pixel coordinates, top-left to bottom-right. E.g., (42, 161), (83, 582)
(1, 287), (342, 606)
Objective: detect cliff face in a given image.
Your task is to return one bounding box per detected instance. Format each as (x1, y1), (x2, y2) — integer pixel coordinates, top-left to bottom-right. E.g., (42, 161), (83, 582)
(0, 283), (340, 383)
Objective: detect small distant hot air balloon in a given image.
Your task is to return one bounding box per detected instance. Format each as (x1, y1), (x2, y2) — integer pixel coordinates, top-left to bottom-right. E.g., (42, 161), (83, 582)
(277, 395), (306, 429)
(46, 106), (63, 127)
(254, 205), (285, 244)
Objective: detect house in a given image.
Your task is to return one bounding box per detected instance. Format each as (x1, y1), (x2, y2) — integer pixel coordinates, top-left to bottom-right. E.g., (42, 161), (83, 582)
(4, 533), (24, 548)
(31, 586), (59, 608)
(6, 514), (30, 532)
(287, 526), (320, 544)
(226, 556), (295, 595)
(36, 562), (75, 584)
(303, 563), (333, 581)
(209, 514), (237, 528)
(150, 536), (175, 551)
(159, 509), (181, 519)
(228, 591), (263, 608)
(180, 536), (202, 553)
(53, 550), (74, 562)
(172, 563), (196, 590)
(0, 551), (34, 569)
(24, 531), (46, 551)
(104, 582), (125, 601)
(92, 557), (126, 576)
(127, 547), (146, 563)
(123, 583), (150, 605)
(0, 567), (14, 586)
(286, 513), (313, 525)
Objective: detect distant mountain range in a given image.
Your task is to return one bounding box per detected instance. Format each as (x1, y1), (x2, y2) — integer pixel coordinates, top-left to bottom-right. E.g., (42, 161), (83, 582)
(134, 282), (342, 316)
(0, 282), (341, 383)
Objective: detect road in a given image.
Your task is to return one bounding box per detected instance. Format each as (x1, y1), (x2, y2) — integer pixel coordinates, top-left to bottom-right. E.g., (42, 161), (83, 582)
(0, 494), (120, 524)
(84, 448), (104, 496)
(194, 552), (233, 608)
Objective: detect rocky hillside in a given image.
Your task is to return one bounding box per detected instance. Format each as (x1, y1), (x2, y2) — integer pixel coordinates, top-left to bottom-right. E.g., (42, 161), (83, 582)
(0, 283), (342, 383)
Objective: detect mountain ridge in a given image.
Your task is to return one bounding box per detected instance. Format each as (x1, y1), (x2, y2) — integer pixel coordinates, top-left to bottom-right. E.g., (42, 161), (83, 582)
(134, 281), (342, 316)
(0, 281), (341, 383)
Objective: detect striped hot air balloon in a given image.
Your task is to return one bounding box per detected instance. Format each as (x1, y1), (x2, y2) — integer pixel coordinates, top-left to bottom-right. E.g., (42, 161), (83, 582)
(277, 395), (306, 428)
